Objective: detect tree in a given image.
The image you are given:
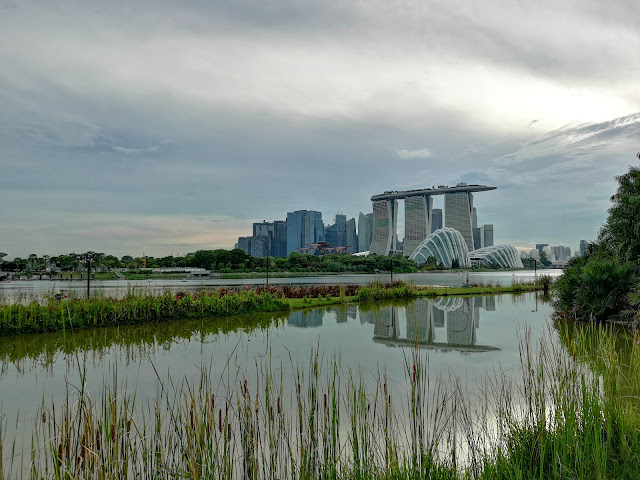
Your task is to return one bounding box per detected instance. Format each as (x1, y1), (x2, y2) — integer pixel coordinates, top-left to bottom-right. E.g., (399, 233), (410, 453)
(598, 153), (640, 261)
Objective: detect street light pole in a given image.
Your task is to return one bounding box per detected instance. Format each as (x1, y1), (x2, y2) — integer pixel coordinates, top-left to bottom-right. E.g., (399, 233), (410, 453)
(266, 252), (269, 288)
(390, 257), (393, 283)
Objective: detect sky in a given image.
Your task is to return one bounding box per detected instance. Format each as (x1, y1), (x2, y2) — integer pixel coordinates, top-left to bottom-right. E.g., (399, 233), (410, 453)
(1, 0), (639, 259)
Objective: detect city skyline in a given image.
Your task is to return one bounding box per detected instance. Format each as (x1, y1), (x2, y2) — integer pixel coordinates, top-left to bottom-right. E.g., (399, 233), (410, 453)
(1, 1), (637, 258)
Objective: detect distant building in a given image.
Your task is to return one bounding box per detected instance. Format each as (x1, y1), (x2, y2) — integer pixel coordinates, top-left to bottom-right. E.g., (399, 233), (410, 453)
(473, 227), (483, 250)
(236, 237), (253, 255)
(335, 214), (347, 247)
(536, 243), (549, 253)
(324, 223), (338, 247)
(250, 236), (269, 258)
(482, 224), (494, 247)
(472, 207), (478, 229)
(444, 192), (474, 253)
(346, 218), (358, 254)
(431, 209), (443, 233)
(579, 240), (588, 257)
(357, 212), (373, 252)
(286, 210), (324, 255)
(551, 245), (571, 262)
(253, 220), (287, 257)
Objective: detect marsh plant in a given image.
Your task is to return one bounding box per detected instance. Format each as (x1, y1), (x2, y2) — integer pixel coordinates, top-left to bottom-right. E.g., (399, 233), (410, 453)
(1, 320), (639, 479)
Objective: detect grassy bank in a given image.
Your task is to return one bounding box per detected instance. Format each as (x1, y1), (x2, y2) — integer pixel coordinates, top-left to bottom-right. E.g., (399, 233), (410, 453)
(0, 281), (544, 336)
(4, 322), (638, 479)
(0, 290), (288, 336)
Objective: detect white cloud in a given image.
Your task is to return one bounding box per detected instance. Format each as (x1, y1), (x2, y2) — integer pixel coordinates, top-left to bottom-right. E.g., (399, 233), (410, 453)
(396, 148), (433, 159)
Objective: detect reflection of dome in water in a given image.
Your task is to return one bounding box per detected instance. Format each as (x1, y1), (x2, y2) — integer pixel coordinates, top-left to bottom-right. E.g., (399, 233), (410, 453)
(408, 228), (470, 268)
(469, 245), (523, 269)
(429, 296), (463, 312)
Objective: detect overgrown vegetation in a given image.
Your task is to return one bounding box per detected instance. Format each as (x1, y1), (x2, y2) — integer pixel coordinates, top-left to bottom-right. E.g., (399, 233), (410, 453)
(0, 290), (288, 336)
(0, 281), (544, 337)
(3, 322), (638, 479)
(554, 153), (640, 323)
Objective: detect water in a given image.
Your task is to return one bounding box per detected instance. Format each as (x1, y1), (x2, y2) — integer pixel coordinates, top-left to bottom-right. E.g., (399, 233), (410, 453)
(0, 269), (562, 302)
(0, 292), (552, 470)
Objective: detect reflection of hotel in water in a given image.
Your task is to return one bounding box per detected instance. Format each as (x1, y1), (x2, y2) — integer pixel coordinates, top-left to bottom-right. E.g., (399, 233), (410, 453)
(287, 296), (500, 352)
(372, 297), (500, 352)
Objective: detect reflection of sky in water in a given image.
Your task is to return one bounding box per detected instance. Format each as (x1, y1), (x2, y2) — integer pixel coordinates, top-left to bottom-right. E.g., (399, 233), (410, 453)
(0, 293), (552, 463)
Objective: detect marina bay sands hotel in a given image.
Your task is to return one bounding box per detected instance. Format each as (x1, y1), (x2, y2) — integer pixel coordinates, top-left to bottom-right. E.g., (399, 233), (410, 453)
(369, 183), (497, 256)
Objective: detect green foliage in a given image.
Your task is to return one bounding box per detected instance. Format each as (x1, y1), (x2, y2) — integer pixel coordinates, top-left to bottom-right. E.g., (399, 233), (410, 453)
(554, 254), (639, 321)
(0, 290), (289, 336)
(599, 153), (640, 261)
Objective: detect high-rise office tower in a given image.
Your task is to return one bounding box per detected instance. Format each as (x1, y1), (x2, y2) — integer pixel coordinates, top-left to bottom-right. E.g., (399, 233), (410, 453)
(472, 207), (478, 229)
(237, 237), (252, 255)
(357, 212), (373, 252)
(444, 192), (474, 250)
(431, 209), (443, 233)
(473, 227), (484, 250)
(346, 218), (358, 254)
(335, 214), (347, 247)
(579, 240), (588, 257)
(370, 199), (398, 255)
(286, 210), (324, 255)
(325, 223), (338, 247)
(253, 220), (287, 257)
(482, 224), (494, 247)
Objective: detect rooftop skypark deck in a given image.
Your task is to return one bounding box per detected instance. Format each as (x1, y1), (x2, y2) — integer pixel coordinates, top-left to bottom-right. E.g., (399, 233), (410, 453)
(371, 183), (497, 202)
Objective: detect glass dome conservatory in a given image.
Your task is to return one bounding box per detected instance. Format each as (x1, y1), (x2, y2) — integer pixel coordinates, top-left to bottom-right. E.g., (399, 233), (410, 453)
(408, 228), (471, 268)
(469, 244), (523, 269)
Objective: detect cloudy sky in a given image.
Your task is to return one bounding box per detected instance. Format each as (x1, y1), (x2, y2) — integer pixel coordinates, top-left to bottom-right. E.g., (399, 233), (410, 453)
(1, 0), (639, 259)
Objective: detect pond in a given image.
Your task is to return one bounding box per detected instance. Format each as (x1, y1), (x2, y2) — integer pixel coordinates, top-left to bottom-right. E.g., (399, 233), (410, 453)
(0, 292), (555, 474)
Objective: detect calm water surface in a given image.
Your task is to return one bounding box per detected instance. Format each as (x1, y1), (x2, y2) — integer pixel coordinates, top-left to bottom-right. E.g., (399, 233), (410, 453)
(1, 292), (553, 465)
(0, 269), (562, 302)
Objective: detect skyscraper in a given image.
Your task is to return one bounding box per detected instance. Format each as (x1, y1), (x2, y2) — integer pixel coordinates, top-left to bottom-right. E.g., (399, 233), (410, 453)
(357, 212), (373, 252)
(579, 240), (588, 257)
(444, 192), (474, 250)
(286, 210), (324, 255)
(324, 223), (338, 247)
(472, 227), (484, 250)
(403, 195), (433, 256)
(252, 220), (287, 257)
(482, 224), (494, 247)
(346, 218), (358, 254)
(335, 214), (347, 247)
(431, 209), (443, 233)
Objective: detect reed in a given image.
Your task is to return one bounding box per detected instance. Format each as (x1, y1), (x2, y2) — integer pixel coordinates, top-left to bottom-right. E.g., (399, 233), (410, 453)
(3, 319), (638, 479)
(0, 290), (289, 336)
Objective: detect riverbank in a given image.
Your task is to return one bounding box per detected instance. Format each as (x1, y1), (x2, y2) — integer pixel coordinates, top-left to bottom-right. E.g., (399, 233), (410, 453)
(0, 281), (544, 336)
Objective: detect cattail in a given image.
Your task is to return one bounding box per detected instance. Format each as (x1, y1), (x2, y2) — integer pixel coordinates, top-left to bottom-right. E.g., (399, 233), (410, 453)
(324, 393), (327, 410)
(110, 424), (116, 443)
(95, 430), (101, 451)
(277, 397), (281, 415)
(41, 411), (47, 423)
(219, 409), (223, 432)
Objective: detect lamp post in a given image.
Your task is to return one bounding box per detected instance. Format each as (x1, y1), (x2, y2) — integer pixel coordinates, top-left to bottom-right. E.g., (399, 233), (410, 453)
(266, 252), (269, 288)
(78, 251), (104, 298)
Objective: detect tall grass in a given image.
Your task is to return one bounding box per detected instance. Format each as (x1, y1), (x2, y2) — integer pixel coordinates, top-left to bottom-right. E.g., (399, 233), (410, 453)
(2, 319), (638, 479)
(0, 290), (288, 336)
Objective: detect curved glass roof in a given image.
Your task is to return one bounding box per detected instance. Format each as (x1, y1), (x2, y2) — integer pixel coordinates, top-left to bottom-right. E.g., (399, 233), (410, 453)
(469, 244), (523, 269)
(408, 228), (471, 268)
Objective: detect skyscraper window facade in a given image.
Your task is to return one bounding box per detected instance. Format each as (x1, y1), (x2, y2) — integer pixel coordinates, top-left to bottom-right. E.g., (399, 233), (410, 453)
(444, 192), (474, 253)
(431, 209), (443, 233)
(335, 214), (347, 247)
(346, 218), (358, 254)
(357, 212), (373, 252)
(370, 200), (398, 255)
(286, 210), (324, 255)
(482, 224), (494, 247)
(403, 195), (433, 257)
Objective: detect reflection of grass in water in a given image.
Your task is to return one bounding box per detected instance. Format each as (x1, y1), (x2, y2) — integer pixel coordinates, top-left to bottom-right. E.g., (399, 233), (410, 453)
(0, 311), (287, 372)
(4, 322), (639, 479)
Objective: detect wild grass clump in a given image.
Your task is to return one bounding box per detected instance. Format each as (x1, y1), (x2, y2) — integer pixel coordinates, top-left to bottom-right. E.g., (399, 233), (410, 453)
(357, 281), (417, 301)
(0, 290), (289, 336)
